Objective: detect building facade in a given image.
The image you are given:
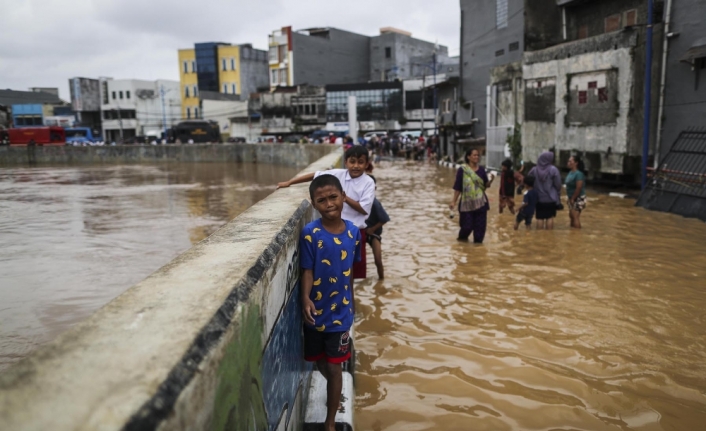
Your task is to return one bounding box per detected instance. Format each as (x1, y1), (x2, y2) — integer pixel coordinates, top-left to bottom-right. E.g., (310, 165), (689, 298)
(0, 89), (67, 128)
(100, 79), (181, 142)
(178, 42), (268, 120)
(69, 77), (102, 133)
(370, 27), (451, 82)
(325, 81), (403, 132)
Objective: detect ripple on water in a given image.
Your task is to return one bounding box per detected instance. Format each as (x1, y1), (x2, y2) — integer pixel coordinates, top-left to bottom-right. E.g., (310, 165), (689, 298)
(354, 161), (706, 431)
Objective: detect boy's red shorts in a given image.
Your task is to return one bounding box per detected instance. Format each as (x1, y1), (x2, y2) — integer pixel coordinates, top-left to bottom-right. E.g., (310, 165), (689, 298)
(353, 230), (366, 279)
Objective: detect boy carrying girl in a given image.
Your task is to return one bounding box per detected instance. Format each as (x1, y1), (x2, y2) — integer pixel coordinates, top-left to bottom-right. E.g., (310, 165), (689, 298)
(300, 175), (361, 431)
(278, 146), (375, 279)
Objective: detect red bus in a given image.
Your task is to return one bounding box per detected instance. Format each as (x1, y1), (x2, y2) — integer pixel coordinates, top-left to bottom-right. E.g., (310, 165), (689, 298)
(8, 127), (66, 146)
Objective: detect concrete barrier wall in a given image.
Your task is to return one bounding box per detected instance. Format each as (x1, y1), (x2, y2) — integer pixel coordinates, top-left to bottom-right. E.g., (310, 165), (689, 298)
(0, 143), (340, 168)
(0, 149), (344, 431)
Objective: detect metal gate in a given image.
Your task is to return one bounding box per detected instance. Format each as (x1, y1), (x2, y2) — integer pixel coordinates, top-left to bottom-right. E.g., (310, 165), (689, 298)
(486, 125), (512, 170)
(637, 128), (706, 221)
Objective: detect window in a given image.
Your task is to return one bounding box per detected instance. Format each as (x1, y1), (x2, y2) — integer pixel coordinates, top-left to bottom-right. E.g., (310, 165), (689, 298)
(509, 41), (519, 52)
(222, 58), (227, 71)
(578, 91), (588, 104)
(112, 91), (116, 100)
(495, 49), (505, 57)
(223, 83), (228, 94)
(624, 9), (637, 27)
(194, 107), (199, 118)
(186, 107), (191, 119)
(183, 61), (188, 74)
(193, 85), (198, 97)
(192, 60), (196, 72)
(385, 47), (391, 59)
(231, 58), (236, 70)
(126, 91), (130, 99)
(279, 69), (287, 85)
(311, 104), (317, 115)
(588, 81), (597, 89)
(578, 25), (589, 39)
(496, 0), (508, 29)
(605, 14), (621, 33)
(119, 91), (123, 100)
(598, 88), (608, 102)
(269, 46), (278, 63)
(185, 86), (190, 98)
(232, 83), (237, 94)
(271, 69), (278, 85)
(278, 45), (287, 63)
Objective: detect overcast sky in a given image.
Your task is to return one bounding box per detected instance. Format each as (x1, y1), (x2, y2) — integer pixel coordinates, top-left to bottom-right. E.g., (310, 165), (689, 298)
(0, 0), (460, 100)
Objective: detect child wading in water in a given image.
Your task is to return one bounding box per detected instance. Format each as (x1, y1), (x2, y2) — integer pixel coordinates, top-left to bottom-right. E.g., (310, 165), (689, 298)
(365, 175), (390, 279)
(499, 159), (516, 214)
(514, 175), (538, 230)
(278, 146), (375, 279)
(300, 175), (361, 431)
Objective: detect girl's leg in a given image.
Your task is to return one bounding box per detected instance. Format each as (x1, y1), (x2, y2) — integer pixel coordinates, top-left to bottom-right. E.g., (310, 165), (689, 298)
(547, 217), (555, 230)
(507, 198), (516, 215)
(472, 211), (488, 244)
(499, 197), (506, 213)
(574, 210), (582, 229)
(371, 238), (384, 278)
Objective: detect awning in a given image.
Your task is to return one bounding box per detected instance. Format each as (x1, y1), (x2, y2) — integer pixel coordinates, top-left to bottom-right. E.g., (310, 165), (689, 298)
(680, 37), (706, 64)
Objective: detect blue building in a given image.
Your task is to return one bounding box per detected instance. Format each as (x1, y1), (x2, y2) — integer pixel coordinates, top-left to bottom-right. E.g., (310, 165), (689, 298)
(11, 104), (45, 126)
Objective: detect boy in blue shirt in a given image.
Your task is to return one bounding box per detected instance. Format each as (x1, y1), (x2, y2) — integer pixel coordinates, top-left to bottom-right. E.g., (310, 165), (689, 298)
(300, 174), (361, 431)
(514, 175), (539, 231)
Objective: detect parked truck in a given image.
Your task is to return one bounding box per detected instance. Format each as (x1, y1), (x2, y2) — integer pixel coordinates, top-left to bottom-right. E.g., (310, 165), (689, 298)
(8, 127), (66, 146)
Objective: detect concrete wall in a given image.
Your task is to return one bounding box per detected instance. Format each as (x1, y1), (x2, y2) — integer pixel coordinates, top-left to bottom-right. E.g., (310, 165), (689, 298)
(0, 143), (340, 168)
(659, 0), (706, 160)
(369, 32), (449, 81)
(522, 32), (638, 174)
(460, 0), (525, 139)
(292, 29), (370, 87)
(0, 149), (344, 431)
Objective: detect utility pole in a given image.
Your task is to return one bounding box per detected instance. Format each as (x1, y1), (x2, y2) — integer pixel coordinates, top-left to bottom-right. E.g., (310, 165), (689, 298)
(421, 73), (426, 137)
(160, 85), (168, 140)
(433, 44), (439, 135)
(117, 106), (123, 143)
(641, 0), (654, 189)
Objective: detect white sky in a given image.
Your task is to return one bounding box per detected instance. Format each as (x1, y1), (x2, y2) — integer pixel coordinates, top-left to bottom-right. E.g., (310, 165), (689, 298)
(0, 0), (460, 100)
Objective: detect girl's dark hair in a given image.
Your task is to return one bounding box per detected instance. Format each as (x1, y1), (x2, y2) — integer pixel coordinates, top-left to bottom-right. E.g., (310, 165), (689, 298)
(501, 159), (513, 169)
(344, 145), (369, 162)
(309, 174), (343, 200)
(570, 154), (586, 173)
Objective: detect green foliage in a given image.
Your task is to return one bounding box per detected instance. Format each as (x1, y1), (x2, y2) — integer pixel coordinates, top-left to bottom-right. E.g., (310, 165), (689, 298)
(506, 123), (522, 166)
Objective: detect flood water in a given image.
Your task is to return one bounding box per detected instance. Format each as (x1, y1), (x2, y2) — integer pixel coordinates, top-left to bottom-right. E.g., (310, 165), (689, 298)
(0, 162), (300, 371)
(354, 162), (706, 431)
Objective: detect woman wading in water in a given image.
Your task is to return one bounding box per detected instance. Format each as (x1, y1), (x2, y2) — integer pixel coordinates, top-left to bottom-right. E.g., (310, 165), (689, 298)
(449, 149), (493, 243)
(528, 151), (562, 230)
(566, 154), (587, 229)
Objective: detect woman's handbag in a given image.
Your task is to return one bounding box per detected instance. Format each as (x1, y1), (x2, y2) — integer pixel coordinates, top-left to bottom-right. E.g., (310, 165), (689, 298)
(556, 201), (565, 211)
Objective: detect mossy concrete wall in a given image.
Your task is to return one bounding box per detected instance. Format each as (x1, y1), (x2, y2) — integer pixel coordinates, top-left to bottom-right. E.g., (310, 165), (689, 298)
(0, 143), (340, 168)
(0, 149), (344, 431)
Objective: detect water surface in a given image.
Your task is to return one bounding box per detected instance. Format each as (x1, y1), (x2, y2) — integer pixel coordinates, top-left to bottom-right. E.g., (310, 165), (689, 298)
(355, 161), (706, 431)
(0, 162), (299, 371)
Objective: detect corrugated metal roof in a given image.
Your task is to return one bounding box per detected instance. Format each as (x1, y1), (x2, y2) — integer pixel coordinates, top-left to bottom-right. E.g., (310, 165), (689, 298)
(0, 89), (65, 107)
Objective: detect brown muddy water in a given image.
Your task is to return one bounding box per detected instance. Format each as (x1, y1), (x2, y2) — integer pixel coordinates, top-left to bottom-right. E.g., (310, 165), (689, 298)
(354, 161), (706, 431)
(0, 162), (300, 371)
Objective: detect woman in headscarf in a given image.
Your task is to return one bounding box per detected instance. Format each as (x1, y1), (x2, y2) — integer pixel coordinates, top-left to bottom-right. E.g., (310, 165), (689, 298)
(449, 148), (493, 243)
(528, 151), (562, 229)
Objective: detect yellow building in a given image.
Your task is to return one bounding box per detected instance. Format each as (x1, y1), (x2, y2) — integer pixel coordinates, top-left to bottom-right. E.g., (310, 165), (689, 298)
(178, 49), (199, 120)
(178, 43), (268, 122)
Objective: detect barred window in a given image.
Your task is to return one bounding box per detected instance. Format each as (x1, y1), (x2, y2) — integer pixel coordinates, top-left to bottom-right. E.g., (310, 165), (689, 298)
(496, 0), (508, 29)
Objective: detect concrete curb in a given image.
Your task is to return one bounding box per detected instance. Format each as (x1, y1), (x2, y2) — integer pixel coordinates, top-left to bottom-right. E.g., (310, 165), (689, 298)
(303, 371), (354, 431)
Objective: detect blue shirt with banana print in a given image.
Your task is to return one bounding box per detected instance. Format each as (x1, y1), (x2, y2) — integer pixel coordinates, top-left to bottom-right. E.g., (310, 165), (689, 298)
(300, 219), (361, 333)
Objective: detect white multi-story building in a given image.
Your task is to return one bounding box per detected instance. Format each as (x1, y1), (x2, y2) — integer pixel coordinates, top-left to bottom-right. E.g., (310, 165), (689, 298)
(100, 78), (181, 142)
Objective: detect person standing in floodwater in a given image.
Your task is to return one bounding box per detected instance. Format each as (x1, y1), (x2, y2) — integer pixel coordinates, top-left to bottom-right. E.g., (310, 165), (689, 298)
(566, 154), (587, 229)
(449, 148), (493, 243)
(528, 151), (562, 230)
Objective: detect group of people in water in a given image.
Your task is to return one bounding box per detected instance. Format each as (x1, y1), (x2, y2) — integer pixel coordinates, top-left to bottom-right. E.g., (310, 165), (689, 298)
(449, 149), (587, 243)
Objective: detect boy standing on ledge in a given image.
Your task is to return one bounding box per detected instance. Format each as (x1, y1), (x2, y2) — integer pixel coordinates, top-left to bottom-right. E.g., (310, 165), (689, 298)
(278, 146), (374, 279)
(300, 175), (361, 431)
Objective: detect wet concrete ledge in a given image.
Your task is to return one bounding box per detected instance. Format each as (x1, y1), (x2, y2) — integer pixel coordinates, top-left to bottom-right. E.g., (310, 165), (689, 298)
(0, 149), (343, 431)
(0, 143), (340, 168)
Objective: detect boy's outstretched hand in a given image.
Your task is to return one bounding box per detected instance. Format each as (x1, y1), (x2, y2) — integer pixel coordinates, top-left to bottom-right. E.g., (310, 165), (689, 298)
(302, 297), (317, 326)
(276, 181), (291, 189)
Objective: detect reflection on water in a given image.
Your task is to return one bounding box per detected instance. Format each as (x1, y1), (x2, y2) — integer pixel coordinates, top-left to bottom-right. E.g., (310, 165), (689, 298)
(0, 163), (299, 371)
(355, 162), (706, 431)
